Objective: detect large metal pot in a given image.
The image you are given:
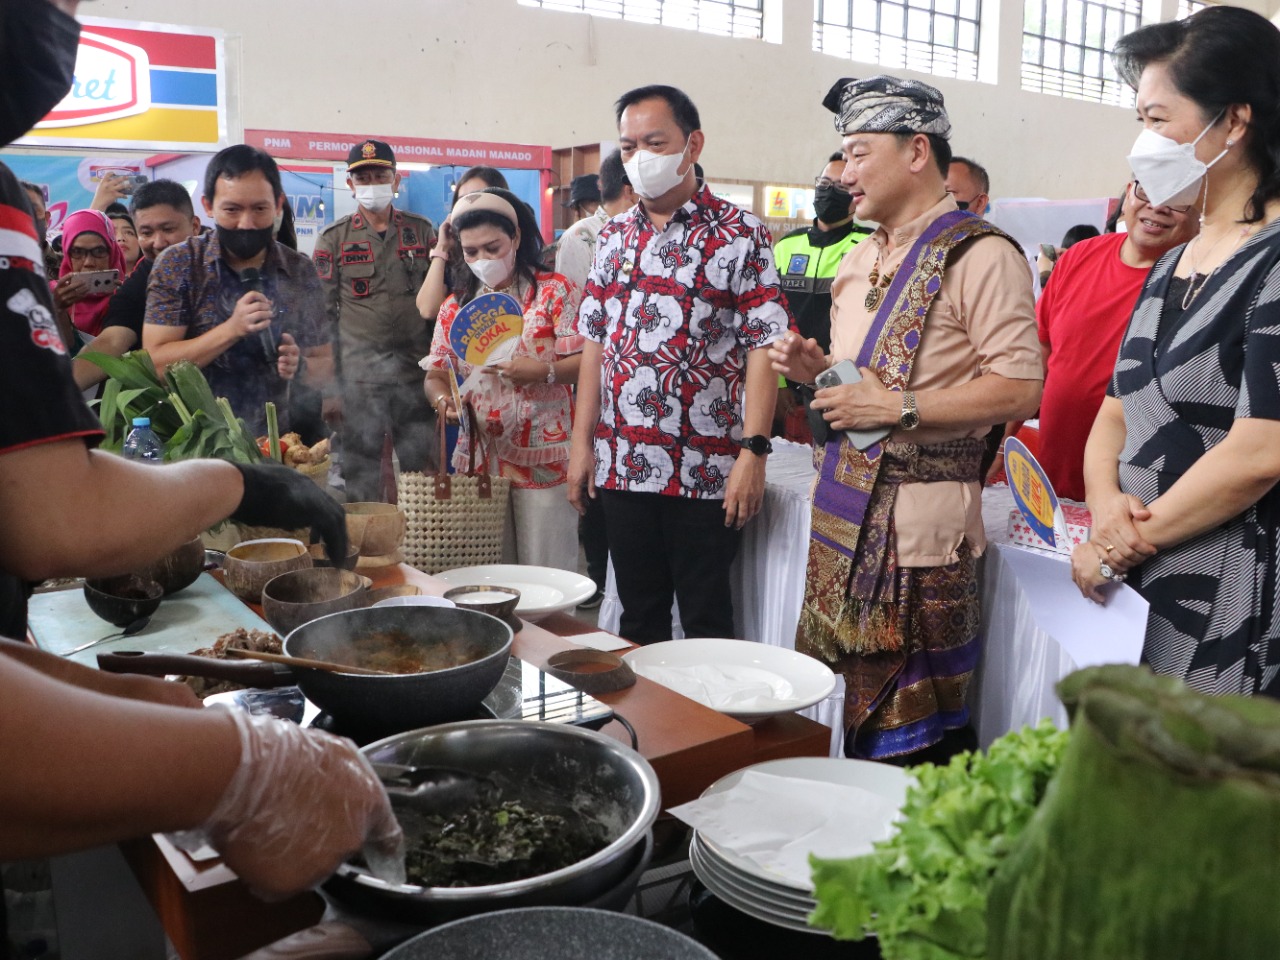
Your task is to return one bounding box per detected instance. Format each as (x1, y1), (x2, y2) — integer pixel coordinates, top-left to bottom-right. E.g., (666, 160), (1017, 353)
(325, 720), (662, 926)
(283, 606), (513, 730)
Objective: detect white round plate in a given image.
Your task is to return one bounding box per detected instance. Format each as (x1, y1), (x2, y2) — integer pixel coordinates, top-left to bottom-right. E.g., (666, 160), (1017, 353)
(690, 841), (827, 935)
(621, 638), (836, 722)
(696, 757), (911, 893)
(692, 835), (816, 908)
(691, 836), (816, 914)
(433, 565), (595, 621)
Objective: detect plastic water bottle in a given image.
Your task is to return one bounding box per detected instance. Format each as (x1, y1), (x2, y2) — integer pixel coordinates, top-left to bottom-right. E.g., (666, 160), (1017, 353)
(122, 417), (164, 463)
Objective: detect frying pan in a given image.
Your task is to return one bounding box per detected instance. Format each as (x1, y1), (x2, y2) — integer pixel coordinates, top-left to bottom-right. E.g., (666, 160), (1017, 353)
(98, 606), (513, 730)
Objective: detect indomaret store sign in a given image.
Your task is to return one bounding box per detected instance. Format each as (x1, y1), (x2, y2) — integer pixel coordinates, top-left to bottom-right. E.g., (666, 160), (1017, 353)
(19, 17), (229, 152)
(246, 130), (551, 171)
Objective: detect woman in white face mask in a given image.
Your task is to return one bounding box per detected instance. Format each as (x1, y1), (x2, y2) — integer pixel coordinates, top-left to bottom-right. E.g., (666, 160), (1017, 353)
(420, 188), (584, 569)
(1071, 6), (1280, 699)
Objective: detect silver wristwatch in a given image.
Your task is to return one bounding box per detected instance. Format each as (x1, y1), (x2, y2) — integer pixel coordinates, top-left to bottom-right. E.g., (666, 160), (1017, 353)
(899, 391), (920, 431)
(1098, 560), (1126, 583)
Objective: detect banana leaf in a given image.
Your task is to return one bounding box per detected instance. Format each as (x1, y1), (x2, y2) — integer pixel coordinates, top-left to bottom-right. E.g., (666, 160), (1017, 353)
(166, 359), (221, 418)
(988, 665), (1280, 960)
(80, 349), (165, 391)
(97, 377), (124, 453)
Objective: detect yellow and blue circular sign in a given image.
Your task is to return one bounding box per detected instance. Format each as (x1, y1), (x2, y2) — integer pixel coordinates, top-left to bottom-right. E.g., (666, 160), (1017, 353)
(1004, 436), (1060, 549)
(449, 292), (523, 368)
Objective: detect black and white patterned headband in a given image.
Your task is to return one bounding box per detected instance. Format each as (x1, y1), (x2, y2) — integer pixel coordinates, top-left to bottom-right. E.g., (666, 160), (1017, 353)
(822, 75), (952, 139)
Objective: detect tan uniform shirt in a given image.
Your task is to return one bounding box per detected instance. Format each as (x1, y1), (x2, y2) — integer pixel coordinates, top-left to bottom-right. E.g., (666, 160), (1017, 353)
(313, 206), (435, 386)
(828, 196), (1041, 567)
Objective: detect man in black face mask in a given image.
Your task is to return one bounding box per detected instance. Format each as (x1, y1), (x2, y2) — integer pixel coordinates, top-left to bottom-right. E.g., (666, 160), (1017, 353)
(143, 145), (333, 435)
(772, 153), (871, 441)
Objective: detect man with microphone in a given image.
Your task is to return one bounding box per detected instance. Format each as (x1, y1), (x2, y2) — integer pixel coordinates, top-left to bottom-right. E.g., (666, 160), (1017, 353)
(144, 145), (332, 435)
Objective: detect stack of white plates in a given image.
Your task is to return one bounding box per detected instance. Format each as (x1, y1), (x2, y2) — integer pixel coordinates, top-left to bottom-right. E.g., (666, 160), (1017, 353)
(686, 757), (911, 934)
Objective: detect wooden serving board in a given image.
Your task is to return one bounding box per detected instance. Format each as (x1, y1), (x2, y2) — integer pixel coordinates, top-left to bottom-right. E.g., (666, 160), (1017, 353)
(28, 573), (275, 668)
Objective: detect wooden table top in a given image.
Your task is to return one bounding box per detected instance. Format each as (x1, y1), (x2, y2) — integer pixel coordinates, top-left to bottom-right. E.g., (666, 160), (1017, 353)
(130, 563), (831, 960)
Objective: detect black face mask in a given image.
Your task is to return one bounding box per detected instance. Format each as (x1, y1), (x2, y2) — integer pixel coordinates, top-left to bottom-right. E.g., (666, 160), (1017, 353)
(0, 1), (81, 148)
(955, 200), (971, 211)
(813, 186), (852, 225)
(217, 224), (274, 260)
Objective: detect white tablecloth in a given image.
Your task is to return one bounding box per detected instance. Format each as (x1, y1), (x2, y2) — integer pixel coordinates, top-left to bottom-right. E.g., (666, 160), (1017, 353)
(600, 443), (1147, 754)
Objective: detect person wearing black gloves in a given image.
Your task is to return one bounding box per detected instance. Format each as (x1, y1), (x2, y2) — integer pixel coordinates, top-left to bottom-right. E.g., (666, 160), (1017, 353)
(0, 0), (401, 915)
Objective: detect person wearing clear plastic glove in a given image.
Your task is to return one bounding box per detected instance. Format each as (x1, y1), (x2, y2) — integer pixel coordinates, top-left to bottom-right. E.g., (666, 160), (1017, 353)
(0, 0), (403, 902)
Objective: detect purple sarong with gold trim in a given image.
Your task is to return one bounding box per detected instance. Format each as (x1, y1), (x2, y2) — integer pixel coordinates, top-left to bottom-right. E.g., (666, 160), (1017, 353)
(796, 210), (1016, 759)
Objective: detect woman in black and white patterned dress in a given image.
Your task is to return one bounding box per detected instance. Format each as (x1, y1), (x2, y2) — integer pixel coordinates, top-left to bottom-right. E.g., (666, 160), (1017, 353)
(1071, 6), (1280, 698)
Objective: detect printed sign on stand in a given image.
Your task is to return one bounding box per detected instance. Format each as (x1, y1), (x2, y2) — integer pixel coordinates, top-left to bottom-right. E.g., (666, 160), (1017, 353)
(1004, 435), (1070, 553)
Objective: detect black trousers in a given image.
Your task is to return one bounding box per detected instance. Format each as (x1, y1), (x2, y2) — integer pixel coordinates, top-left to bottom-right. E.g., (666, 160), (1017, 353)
(341, 379), (436, 504)
(580, 493), (609, 590)
(599, 490), (742, 644)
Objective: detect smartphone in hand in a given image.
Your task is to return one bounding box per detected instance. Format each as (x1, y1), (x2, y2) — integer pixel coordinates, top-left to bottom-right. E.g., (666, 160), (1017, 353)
(76, 269), (121, 295)
(812, 359), (893, 451)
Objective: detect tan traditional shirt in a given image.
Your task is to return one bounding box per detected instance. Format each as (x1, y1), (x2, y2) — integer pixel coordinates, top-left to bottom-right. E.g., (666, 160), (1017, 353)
(828, 196), (1041, 566)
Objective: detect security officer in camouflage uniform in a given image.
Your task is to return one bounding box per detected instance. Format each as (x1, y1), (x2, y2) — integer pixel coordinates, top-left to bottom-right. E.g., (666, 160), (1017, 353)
(314, 139), (437, 503)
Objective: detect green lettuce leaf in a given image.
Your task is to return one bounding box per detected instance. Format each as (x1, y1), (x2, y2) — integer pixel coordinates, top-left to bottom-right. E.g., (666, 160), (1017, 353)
(810, 721), (1067, 960)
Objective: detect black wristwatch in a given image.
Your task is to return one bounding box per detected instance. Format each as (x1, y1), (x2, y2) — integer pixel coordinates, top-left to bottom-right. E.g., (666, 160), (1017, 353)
(740, 435), (773, 456)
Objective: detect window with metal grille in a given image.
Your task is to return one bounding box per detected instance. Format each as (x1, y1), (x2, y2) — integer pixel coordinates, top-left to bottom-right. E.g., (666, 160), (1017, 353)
(813, 0), (982, 82)
(516, 0), (764, 39)
(1177, 0), (1207, 18)
(1022, 0), (1143, 106)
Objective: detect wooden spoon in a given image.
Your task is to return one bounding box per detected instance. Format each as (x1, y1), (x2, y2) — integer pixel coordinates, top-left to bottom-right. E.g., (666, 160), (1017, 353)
(224, 647), (395, 677)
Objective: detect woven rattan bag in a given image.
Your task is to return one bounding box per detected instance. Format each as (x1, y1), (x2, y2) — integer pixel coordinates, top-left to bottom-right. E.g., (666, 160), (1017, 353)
(397, 407), (510, 573)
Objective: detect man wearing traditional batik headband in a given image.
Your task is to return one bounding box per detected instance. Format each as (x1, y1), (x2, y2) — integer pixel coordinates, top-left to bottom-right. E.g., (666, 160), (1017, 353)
(770, 76), (1043, 763)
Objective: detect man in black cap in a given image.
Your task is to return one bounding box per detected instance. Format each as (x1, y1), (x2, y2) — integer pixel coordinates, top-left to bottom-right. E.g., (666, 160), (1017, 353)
(771, 75), (1042, 765)
(313, 139), (437, 502)
(564, 172), (602, 224)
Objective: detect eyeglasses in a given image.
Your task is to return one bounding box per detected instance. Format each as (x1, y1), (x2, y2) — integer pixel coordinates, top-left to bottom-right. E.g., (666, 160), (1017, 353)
(1133, 182), (1193, 214)
(68, 246), (111, 261)
(814, 178), (852, 195)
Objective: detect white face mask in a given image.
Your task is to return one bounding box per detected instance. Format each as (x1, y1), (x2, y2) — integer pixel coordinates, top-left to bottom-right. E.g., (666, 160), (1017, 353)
(353, 183), (395, 213)
(467, 248), (516, 288)
(622, 139), (691, 201)
(1126, 111), (1228, 209)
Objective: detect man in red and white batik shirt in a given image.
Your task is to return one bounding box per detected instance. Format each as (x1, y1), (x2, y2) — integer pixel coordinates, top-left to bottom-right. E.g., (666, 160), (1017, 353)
(568, 84), (792, 644)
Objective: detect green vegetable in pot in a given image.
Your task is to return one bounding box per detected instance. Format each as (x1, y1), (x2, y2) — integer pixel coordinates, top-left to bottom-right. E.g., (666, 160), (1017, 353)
(809, 721), (1067, 960)
(987, 665), (1280, 960)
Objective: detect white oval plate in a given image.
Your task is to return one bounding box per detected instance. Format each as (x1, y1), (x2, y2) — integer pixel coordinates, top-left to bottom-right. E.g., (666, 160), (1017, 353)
(622, 638), (836, 722)
(433, 565), (596, 621)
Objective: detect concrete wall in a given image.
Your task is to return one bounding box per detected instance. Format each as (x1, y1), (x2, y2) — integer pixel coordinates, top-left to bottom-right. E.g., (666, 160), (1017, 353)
(84, 0), (1276, 200)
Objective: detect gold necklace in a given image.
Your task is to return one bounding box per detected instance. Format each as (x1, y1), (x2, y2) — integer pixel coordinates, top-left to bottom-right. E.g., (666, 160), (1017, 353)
(865, 249), (896, 311)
